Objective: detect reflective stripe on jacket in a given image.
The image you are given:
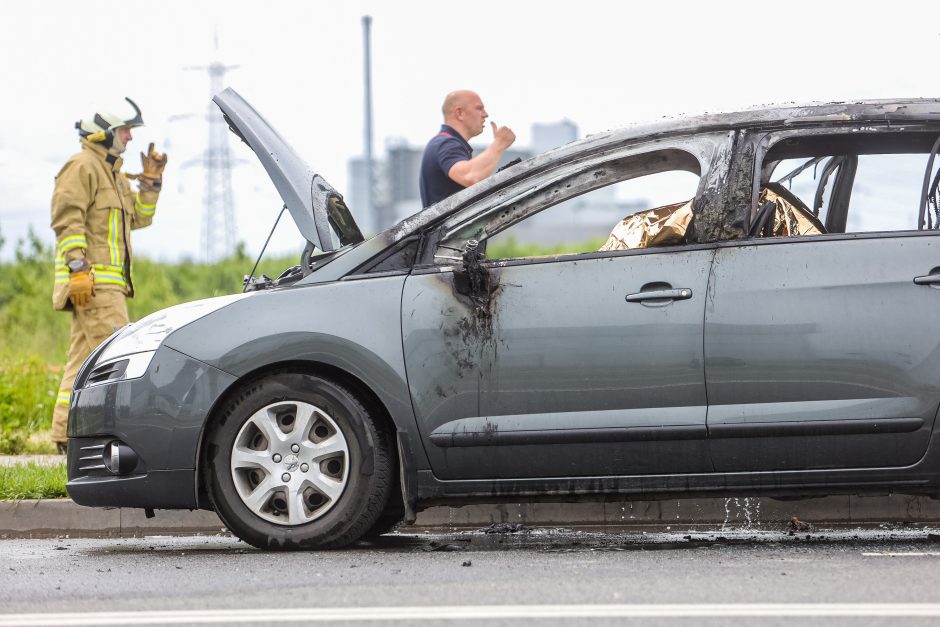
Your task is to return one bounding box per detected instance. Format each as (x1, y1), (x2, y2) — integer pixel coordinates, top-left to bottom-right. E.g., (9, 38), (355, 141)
(51, 138), (158, 310)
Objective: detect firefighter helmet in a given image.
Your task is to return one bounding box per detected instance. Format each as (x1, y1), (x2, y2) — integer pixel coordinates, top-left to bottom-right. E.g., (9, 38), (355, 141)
(75, 97), (144, 146)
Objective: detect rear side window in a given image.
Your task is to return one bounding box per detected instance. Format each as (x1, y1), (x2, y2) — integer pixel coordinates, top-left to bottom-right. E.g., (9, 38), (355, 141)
(757, 131), (940, 236)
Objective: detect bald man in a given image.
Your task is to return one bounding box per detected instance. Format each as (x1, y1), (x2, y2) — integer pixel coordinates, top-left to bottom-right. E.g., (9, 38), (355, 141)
(419, 90), (516, 208)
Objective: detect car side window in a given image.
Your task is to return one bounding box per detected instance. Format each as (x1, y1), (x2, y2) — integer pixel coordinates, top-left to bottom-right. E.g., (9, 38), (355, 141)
(485, 170), (700, 259)
(435, 146), (704, 264)
(754, 130), (940, 237)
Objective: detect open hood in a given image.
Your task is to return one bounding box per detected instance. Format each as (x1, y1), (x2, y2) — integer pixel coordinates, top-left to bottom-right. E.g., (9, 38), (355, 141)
(212, 88), (363, 253)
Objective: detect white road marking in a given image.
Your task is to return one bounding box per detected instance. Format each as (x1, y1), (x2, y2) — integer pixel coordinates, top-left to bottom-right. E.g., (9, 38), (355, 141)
(4, 604), (940, 625)
(863, 552), (940, 556)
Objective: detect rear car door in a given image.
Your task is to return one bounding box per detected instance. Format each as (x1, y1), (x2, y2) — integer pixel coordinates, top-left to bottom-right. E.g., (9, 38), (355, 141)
(705, 126), (940, 472)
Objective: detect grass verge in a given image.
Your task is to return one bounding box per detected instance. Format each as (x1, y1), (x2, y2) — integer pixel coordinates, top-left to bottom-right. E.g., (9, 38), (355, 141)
(0, 355), (59, 454)
(0, 461), (67, 500)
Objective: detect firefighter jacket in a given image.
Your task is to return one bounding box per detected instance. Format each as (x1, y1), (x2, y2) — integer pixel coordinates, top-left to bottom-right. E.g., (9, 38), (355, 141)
(51, 138), (159, 311)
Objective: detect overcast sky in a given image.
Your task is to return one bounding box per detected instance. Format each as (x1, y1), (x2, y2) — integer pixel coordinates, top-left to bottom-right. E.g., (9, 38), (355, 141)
(1, 0), (938, 261)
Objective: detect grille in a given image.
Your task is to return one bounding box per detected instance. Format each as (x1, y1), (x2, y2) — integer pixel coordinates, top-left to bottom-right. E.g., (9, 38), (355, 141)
(85, 359), (128, 387)
(77, 443), (108, 473)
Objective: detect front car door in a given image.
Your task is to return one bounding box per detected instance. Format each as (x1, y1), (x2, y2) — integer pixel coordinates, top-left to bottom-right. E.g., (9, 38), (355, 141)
(705, 124), (940, 473)
(403, 134), (732, 481)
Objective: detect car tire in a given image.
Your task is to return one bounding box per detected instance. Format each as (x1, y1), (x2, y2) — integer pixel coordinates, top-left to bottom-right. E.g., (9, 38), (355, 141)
(362, 511), (404, 538)
(362, 488), (405, 540)
(205, 372), (394, 550)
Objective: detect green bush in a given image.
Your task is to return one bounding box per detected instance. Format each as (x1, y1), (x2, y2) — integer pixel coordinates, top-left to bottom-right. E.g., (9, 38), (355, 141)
(486, 235), (607, 260)
(0, 354), (60, 454)
(0, 229), (295, 363)
(0, 230), (67, 363)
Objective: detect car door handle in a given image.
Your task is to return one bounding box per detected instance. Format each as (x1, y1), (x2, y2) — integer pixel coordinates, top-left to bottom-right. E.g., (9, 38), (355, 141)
(625, 288), (693, 303)
(913, 274), (940, 285)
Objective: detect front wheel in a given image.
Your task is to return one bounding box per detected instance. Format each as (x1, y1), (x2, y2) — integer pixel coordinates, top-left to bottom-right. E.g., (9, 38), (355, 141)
(205, 372), (394, 549)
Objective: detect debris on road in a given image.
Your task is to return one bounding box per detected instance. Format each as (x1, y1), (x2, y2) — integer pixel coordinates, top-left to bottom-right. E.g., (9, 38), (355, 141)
(789, 516), (812, 532)
(422, 540), (467, 552)
(479, 523), (531, 534)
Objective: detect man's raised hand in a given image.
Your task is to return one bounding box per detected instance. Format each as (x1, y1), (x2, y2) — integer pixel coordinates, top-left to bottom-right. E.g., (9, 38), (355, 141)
(491, 121), (516, 149)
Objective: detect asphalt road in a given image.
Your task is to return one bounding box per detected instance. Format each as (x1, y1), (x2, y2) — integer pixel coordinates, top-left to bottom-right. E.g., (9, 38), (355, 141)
(3, 526), (940, 626)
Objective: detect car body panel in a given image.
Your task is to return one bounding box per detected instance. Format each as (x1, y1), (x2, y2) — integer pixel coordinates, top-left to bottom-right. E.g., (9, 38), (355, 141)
(66, 346), (237, 508)
(161, 277), (430, 472)
(403, 248), (716, 479)
(705, 233), (940, 471)
(413, 443), (940, 504)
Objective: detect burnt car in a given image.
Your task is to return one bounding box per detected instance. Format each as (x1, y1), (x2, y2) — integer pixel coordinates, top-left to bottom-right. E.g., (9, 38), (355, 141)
(66, 89), (940, 549)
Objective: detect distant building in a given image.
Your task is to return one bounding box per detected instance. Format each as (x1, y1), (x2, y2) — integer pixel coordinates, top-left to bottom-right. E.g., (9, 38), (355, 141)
(386, 138), (422, 206)
(531, 119), (578, 154)
(345, 156), (373, 235)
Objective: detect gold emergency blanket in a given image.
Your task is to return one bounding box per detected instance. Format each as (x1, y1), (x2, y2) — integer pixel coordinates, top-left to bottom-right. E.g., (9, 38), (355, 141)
(599, 199), (693, 251)
(599, 184), (824, 252)
(757, 184), (826, 237)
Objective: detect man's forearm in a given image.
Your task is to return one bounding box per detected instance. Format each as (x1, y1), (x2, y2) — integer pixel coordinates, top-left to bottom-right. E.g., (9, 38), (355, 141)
(448, 143), (509, 187)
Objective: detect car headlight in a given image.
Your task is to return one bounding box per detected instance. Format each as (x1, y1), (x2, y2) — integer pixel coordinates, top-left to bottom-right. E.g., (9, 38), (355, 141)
(96, 293), (251, 364)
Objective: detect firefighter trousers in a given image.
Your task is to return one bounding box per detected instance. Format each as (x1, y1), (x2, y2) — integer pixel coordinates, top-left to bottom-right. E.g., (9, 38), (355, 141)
(52, 290), (129, 443)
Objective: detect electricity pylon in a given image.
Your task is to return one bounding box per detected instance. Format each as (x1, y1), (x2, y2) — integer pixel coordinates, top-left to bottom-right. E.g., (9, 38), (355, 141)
(180, 58), (239, 262)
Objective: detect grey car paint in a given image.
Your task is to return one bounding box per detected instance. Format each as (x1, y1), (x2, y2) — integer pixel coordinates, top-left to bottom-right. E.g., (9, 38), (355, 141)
(404, 247), (716, 480)
(67, 346), (237, 508)
(66, 96), (940, 519)
(162, 277), (429, 474)
(705, 232), (940, 471)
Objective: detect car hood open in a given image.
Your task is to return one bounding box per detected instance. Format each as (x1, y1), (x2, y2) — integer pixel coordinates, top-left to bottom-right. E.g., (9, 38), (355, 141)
(212, 87), (363, 253)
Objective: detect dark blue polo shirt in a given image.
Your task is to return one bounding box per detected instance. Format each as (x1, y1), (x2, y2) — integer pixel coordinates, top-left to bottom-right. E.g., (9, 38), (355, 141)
(419, 124), (473, 208)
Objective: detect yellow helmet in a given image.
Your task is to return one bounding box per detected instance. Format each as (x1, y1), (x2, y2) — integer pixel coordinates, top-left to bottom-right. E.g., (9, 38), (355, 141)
(75, 97), (144, 146)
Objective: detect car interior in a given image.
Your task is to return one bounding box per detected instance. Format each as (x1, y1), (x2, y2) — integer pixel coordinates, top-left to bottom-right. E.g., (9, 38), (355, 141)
(758, 131), (940, 237)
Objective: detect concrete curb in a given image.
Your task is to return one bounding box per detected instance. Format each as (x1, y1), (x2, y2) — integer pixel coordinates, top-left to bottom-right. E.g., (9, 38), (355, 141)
(3, 495), (940, 538)
(0, 500), (225, 538)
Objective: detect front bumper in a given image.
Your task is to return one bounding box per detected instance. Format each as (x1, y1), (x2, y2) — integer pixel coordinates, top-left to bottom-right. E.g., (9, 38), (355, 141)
(66, 345), (237, 509)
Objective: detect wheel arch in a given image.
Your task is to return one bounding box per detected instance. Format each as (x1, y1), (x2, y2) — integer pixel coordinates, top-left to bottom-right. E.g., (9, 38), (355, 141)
(194, 359), (411, 517)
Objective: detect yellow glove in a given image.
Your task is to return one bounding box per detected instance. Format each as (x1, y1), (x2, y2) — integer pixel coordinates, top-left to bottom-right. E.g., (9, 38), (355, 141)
(133, 143), (168, 192)
(69, 270), (95, 308)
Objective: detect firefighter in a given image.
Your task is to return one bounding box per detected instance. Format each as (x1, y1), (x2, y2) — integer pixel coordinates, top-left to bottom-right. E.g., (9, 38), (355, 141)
(50, 98), (168, 454)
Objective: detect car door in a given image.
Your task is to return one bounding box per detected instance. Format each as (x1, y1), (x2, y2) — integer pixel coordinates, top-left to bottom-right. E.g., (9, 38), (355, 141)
(705, 128), (940, 472)
(402, 137), (729, 480)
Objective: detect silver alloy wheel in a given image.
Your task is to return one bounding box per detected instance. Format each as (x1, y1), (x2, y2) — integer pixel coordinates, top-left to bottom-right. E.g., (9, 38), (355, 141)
(230, 400), (350, 525)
